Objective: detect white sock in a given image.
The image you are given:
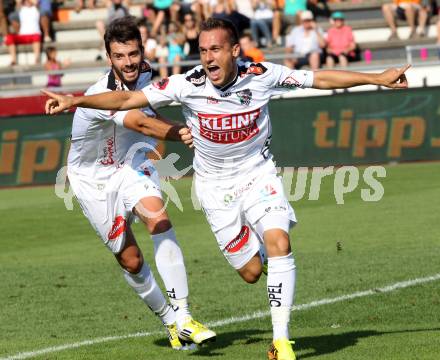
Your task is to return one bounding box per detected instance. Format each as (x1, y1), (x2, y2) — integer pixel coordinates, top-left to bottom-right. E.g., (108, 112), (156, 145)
(123, 262), (175, 325)
(267, 253), (296, 340)
(152, 228), (191, 327)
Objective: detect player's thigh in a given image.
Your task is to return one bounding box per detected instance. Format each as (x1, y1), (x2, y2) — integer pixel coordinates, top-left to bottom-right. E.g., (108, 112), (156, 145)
(244, 169), (296, 256)
(214, 219), (262, 273)
(69, 175), (131, 255)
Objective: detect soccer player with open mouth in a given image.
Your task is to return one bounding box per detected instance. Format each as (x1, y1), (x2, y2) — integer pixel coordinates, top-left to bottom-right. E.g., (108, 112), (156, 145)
(43, 18), (409, 360)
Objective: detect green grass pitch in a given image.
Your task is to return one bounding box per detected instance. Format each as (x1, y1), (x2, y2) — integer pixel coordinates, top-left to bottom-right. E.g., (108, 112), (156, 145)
(1, 162), (439, 359)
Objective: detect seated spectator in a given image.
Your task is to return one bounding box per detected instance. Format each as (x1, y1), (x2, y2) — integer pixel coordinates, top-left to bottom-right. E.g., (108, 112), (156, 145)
(155, 31), (169, 78)
(137, 19), (157, 62)
(211, 0), (249, 35)
(307, 0), (330, 20)
(95, 0), (129, 60)
(182, 12), (199, 60)
(44, 46), (70, 87)
(167, 21), (186, 75)
(284, 10), (325, 70)
(239, 33), (265, 62)
(39, 0), (53, 42)
(250, 0), (273, 48)
(382, 0), (428, 39)
(171, 0), (205, 23)
(325, 11), (356, 68)
(5, 0), (41, 66)
(283, 0), (307, 27)
(75, 0), (95, 13)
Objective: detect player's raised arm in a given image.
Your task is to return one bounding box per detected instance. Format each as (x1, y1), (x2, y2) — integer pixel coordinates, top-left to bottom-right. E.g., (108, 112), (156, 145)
(312, 64), (410, 90)
(122, 109), (193, 148)
(42, 89), (149, 115)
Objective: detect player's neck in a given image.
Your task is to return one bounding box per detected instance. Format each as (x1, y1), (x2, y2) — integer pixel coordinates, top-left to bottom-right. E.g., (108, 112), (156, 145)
(215, 65), (238, 92)
(112, 69), (137, 91)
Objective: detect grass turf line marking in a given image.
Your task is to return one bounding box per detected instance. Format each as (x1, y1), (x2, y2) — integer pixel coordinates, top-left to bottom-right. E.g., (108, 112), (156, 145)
(2, 273), (440, 360)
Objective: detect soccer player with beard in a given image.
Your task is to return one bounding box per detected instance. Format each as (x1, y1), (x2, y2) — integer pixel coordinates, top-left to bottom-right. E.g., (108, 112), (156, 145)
(45, 16), (215, 350)
(43, 18), (409, 360)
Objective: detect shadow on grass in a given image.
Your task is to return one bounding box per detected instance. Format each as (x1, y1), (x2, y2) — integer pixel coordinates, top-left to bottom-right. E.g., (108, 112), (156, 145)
(153, 328), (271, 357)
(295, 327), (440, 359)
(153, 327), (440, 358)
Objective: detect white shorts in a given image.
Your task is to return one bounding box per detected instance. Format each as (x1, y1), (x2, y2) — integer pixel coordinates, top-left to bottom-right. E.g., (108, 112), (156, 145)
(195, 160), (296, 270)
(68, 161), (162, 254)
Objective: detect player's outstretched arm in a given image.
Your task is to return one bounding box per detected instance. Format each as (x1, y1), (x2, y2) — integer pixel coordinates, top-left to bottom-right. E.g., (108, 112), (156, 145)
(42, 89), (149, 114)
(312, 64), (410, 90)
(123, 110), (194, 148)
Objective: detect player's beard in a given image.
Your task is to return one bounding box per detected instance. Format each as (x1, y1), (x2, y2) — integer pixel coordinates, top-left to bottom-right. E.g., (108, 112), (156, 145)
(112, 63), (140, 90)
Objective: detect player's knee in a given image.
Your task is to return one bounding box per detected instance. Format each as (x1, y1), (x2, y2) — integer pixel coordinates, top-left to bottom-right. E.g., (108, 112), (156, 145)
(238, 264), (262, 284)
(149, 219), (172, 235)
(242, 271), (262, 284)
(121, 254), (143, 274)
(265, 232), (291, 257)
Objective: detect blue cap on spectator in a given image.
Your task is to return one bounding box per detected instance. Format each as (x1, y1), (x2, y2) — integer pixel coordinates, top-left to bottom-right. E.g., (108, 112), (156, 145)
(331, 11), (345, 20)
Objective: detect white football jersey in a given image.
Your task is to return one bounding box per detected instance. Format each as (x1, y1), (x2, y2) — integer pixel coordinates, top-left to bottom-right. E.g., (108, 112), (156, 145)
(68, 63), (157, 180)
(142, 62), (314, 180)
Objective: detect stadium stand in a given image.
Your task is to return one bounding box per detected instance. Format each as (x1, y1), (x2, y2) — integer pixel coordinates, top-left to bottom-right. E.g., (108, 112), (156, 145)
(0, 0), (438, 95)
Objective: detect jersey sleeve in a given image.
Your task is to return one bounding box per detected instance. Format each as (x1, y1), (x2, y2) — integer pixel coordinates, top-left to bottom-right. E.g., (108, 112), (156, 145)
(262, 62), (314, 93)
(141, 74), (187, 109)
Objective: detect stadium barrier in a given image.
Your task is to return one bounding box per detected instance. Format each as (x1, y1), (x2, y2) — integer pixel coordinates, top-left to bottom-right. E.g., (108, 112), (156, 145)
(0, 87), (439, 187)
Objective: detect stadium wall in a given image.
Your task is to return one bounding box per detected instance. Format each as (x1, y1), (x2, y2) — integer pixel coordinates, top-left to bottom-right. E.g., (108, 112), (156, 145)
(1, 87), (439, 187)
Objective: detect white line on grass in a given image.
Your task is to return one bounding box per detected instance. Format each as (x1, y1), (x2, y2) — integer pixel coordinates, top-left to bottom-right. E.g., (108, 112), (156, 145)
(3, 273), (440, 360)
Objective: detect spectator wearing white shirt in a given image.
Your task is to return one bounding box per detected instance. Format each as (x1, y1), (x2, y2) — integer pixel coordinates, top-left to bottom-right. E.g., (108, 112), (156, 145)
(5, 0), (41, 65)
(284, 10), (325, 70)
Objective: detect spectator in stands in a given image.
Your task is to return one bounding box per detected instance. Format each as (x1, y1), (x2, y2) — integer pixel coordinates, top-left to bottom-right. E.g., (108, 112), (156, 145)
(75, 0), (95, 12)
(325, 11), (356, 68)
(150, 0), (173, 37)
(272, 0), (283, 46)
(182, 12), (199, 60)
(250, 0), (273, 48)
(307, 0), (330, 20)
(211, 0), (249, 35)
(171, 0), (205, 23)
(239, 33), (265, 62)
(166, 21), (186, 75)
(39, 0), (53, 42)
(137, 19), (157, 62)
(5, 0), (41, 66)
(96, 0), (129, 60)
(44, 45), (70, 87)
(284, 10), (325, 70)
(155, 31), (169, 78)
(382, 0), (428, 39)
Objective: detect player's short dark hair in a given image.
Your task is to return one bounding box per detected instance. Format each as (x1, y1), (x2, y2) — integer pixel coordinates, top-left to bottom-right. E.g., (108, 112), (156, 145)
(199, 17), (239, 46)
(239, 33), (253, 42)
(104, 16), (143, 55)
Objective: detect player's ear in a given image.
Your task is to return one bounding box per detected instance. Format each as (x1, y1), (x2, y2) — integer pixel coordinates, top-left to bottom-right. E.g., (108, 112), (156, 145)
(106, 52), (111, 66)
(232, 43), (240, 58)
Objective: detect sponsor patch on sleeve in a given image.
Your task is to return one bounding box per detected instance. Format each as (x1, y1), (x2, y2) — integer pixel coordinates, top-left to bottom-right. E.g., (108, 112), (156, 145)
(153, 77), (169, 90)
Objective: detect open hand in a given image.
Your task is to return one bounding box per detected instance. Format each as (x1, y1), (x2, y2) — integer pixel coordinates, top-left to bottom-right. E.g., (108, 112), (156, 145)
(41, 89), (75, 114)
(179, 127), (193, 148)
(377, 64), (410, 89)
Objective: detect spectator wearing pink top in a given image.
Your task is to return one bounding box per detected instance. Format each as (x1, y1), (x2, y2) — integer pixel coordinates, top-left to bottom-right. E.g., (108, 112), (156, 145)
(325, 11), (356, 68)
